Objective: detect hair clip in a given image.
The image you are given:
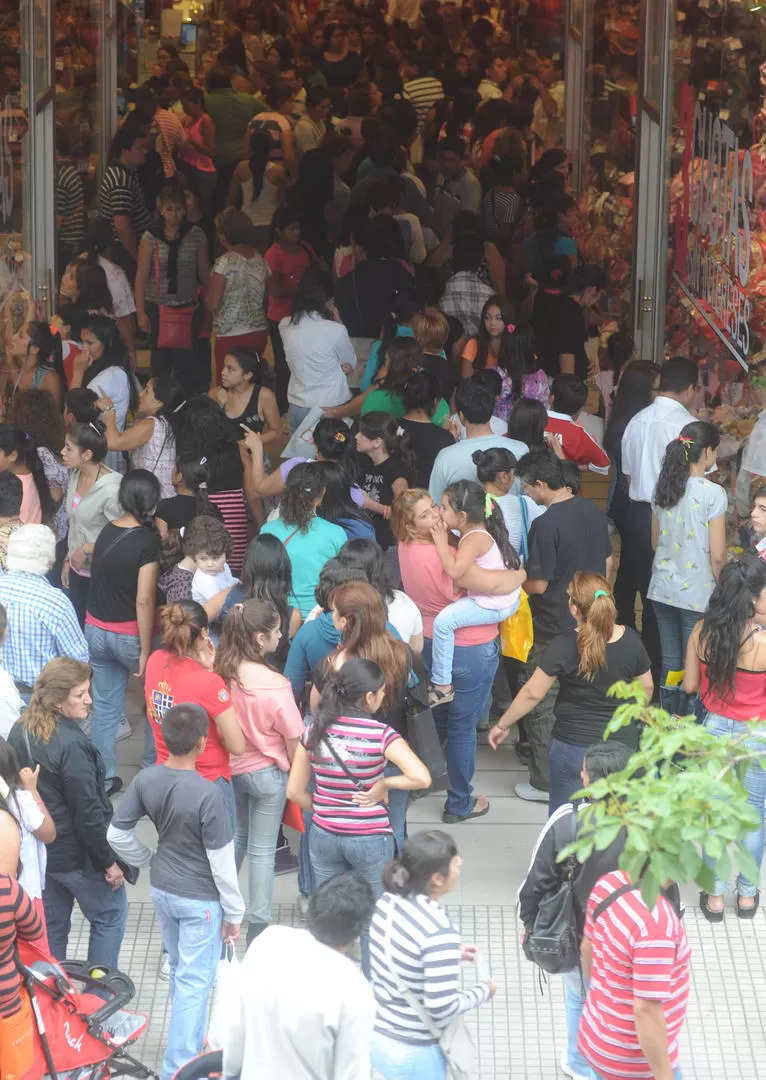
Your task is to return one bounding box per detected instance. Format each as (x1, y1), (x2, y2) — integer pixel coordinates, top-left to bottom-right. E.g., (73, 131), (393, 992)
(506, 322), (516, 334)
(88, 421), (102, 435)
(593, 589), (608, 599)
(396, 426), (405, 437)
(198, 481), (208, 490)
(334, 431), (346, 442)
(199, 456), (207, 465)
(484, 492), (495, 518)
(549, 268), (563, 281)
(678, 433), (693, 460)
(49, 324), (60, 336)
(173, 400), (187, 414)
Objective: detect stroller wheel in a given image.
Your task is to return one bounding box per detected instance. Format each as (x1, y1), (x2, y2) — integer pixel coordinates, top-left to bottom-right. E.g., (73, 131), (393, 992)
(170, 1050), (223, 1080)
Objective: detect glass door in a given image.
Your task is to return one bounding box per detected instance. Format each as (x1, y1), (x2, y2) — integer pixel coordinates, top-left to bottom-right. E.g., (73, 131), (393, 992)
(23, 0), (55, 316)
(631, 0), (671, 361)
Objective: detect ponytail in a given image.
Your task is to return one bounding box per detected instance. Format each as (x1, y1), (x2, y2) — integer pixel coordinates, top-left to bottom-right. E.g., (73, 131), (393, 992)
(568, 572), (615, 680)
(215, 599), (280, 683)
(0, 424), (54, 522)
(443, 479), (520, 570)
(382, 830), (459, 896)
(158, 600), (208, 657)
(654, 420), (720, 510)
(175, 453), (215, 518)
(309, 657), (385, 753)
(359, 412), (416, 485)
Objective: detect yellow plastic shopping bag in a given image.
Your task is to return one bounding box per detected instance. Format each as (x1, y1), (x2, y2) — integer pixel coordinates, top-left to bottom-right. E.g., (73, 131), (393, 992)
(499, 592), (534, 662)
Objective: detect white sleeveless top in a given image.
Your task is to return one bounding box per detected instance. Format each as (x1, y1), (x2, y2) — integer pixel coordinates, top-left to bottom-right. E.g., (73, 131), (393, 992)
(242, 168), (280, 228)
(131, 416), (176, 499)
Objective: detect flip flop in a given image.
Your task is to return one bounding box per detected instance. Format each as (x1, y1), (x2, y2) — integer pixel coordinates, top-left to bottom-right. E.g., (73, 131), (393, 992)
(442, 797), (490, 824)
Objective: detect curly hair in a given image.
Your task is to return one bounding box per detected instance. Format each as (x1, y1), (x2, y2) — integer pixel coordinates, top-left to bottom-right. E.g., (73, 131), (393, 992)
(24, 658), (91, 743)
(280, 461), (325, 532)
(9, 389), (66, 454)
(182, 515), (233, 560)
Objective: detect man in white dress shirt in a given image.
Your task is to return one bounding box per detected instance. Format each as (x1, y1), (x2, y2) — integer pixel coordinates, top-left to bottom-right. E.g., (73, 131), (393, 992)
(224, 873), (377, 1080)
(619, 357), (698, 669)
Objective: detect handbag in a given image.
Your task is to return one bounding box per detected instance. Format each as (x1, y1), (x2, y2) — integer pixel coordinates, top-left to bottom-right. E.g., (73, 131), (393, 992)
(281, 798), (305, 833)
(499, 591), (534, 662)
(404, 683), (448, 793)
(522, 810), (580, 974)
(383, 898), (478, 1080)
(154, 241), (195, 350)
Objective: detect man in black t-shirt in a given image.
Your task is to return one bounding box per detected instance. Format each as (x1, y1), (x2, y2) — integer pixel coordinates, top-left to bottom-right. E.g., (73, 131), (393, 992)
(513, 450), (612, 801)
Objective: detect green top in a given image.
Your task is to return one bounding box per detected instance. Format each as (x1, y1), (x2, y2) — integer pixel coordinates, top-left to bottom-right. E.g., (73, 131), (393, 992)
(361, 389), (449, 426)
(204, 89), (260, 163)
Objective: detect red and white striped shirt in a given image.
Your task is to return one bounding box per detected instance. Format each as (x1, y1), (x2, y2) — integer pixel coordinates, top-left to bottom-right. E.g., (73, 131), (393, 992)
(305, 714), (400, 836)
(578, 870), (690, 1079)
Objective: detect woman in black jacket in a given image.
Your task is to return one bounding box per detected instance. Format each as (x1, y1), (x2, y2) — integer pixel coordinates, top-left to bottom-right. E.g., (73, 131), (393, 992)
(8, 657), (127, 970)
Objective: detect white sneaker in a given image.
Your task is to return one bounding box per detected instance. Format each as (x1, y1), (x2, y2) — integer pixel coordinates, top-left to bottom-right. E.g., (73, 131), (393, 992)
(515, 782), (549, 803)
(116, 716), (131, 741)
(158, 954), (171, 980)
(559, 1049), (589, 1079)
(297, 894), (310, 917)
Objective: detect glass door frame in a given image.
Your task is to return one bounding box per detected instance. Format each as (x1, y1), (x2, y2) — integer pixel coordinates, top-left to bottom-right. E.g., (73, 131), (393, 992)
(564, 0), (588, 195)
(23, 0), (56, 316)
(630, 0), (672, 360)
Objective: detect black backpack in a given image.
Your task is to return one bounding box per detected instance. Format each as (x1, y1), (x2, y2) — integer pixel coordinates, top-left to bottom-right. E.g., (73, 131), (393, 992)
(522, 810), (581, 975)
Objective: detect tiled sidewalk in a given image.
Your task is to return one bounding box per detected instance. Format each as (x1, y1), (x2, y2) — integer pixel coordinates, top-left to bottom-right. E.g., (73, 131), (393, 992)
(67, 899), (766, 1079)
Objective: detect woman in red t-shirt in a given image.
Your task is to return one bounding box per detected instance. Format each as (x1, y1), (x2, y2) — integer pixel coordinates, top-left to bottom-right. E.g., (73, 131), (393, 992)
(264, 207), (315, 414)
(144, 600), (246, 824)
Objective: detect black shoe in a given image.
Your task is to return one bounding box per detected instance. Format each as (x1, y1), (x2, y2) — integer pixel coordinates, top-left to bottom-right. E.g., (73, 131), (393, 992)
(736, 891), (760, 919)
(246, 922), (267, 947)
(699, 892), (724, 923)
(105, 776), (123, 798)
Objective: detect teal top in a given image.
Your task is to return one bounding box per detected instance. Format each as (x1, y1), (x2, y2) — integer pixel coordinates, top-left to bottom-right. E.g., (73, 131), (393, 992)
(360, 325), (415, 392)
(361, 388), (449, 426)
(260, 515), (346, 617)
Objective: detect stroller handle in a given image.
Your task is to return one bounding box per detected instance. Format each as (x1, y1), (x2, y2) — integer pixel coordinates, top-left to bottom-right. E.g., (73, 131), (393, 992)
(60, 960), (137, 1023)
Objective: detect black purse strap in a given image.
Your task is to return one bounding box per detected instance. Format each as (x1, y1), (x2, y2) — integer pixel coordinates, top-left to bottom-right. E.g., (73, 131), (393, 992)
(323, 735), (366, 791)
(593, 881), (637, 921)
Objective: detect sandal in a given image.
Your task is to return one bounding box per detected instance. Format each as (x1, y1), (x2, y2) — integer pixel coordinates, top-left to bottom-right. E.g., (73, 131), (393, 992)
(428, 684), (455, 708)
(699, 892), (724, 923)
(442, 796), (490, 824)
(736, 891), (760, 919)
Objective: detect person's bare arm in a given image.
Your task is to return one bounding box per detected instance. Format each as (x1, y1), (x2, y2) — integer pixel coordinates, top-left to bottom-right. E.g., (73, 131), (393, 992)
(352, 737), (431, 809)
(204, 585), (234, 622)
(286, 744), (314, 810)
(633, 998), (674, 1080)
(40, 370), (63, 409)
(198, 114), (216, 157)
(324, 390), (370, 418)
(488, 668), (556, 748)
(0, 810), (20, 874)
(559, 353), (575, 375)
(114, 215), (137, 261)
(240, 427), (286, 498)
(524, 578), (549, 595)
(682, 621), (703, 694)
(281, 127), (297, 183)
(226, 162), (245, 208)
(581, 936), (593, 982)
(213, 706), (247, 755)
(135, 561), (160, 678)
(205, 271), (226, 313)
(134, 237), (152, 333)
(461, 563), (527, 594)
(708, 514), (727, 580)
(638, 669), (654, 701)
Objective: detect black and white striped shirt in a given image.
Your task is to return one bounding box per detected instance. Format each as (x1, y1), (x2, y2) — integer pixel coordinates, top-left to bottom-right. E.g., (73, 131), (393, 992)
(98, 163), (151, 244)
(55, 163), (84, 247)
(369, 891), (490, 1045)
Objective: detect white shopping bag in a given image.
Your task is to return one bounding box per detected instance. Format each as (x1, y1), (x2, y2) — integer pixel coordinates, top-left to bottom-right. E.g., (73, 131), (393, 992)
(281, 408), (353, 461)
(206, 942), (241, 1053)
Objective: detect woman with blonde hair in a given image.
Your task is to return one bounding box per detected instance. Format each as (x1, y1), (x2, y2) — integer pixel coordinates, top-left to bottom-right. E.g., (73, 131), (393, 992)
(7, 657), (127, 970)
(488, 573), (654, 813)
(215, 599), (304, 945)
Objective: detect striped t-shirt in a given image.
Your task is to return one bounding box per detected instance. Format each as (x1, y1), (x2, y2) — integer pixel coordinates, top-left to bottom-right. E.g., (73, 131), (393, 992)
(579, 871), (691, 1078)
(0, 875), (43, 1018)
(98, 164), (151, 245)
(403, 76), (444, 131)
(305, 714), (400, 836)
(369, 892), (491, 1045)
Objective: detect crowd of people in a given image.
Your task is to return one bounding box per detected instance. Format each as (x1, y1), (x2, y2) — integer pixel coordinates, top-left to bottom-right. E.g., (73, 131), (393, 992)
(1, 1), (766, 1079)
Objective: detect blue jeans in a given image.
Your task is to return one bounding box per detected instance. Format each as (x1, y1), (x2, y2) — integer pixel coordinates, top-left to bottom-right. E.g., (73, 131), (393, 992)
(548, 737), (588, 816)
(563, 968), (589, 1077)
(704, 713), (766, 898)
(384, 762), (407, 854)
(371, 1031), (446, 1078)
(233, 765), (287, 932)
(214, 776), (236, 829)
(151, 887), (223, 1080)
(84, 624), (141, 781)
(309, 826), (393, 975)
(286, 402), (311, 434)
(650, 600), (700, 713)
(430, 597), (517, 686)
(44, 866), (128, 971)
(423, 637), (499, 817)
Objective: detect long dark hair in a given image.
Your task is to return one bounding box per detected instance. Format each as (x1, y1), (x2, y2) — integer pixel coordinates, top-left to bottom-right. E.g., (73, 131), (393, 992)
(309, 657), (385, 752)
(472, 445), (518, 484)
(358, 412), (416, 484)
(654, 421), (720, 510)
(27, 321), (65, 390)
(240, 533), (292, 638)
(215, 599), (281, 682)
(443, 478), (520, 569)
(382, 830), (458, 896)
(290, 268), (333, 325)
(175, 397), (243, 489)
(376, 339), (422, 397)
(82, 315), (138, 411)
(118, 469), (160, 528)
(338, 537), (394, 603)
(281, 462), (324, 532)
(316, 460), (369, 528)
(604, 361), (658, 456)
(507, 397), (547, 448)
(699, 557), (766, 700)
(472, 293), (519, 383)
(248, 130), (273, 199)
(0, 424), (54, 522)
(150, 377), (187, 442)
(173, 453), (215, 517)
(313, 418), (357, 486)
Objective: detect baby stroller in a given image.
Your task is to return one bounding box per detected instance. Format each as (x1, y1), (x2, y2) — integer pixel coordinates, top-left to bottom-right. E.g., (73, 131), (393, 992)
(10, 937), (158, 1080)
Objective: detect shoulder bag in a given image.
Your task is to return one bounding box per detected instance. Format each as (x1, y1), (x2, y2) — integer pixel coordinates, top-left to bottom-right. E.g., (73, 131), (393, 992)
(404, 682), (448, 793)
(382, 897), (481, 1080)
(522, 809), (580, 974)
(154, 240), (195, 351)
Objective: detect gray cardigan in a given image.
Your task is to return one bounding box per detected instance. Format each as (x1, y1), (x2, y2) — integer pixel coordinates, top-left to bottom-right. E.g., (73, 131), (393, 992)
(66, 469), (123, 558)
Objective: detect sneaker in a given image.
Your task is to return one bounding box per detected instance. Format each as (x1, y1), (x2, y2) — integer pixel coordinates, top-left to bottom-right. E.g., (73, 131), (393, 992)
(297, 894), (310, 917)
(105, 776), (124, 798)
(274, 844), (299, 875)
(116, 716), (131, 741)
(559, 1049), (589, 1079)
(158, 955), (170, 980)
(514, 782), (548, 803)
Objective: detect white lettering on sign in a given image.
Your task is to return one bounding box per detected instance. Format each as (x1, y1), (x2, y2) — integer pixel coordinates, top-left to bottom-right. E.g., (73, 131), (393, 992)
(674, 83), (753, 367)
(63, 1021), (84, 1053)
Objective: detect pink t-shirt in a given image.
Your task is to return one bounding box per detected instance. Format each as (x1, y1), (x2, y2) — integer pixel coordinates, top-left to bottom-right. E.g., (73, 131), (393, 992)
(398, 540), (499, 646)
(229, 671), (305, 775)
(19, 472), (42, 524)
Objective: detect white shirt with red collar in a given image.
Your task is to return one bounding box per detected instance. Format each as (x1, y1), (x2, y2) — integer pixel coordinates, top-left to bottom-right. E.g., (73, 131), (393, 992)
(545, 410), (610, 474)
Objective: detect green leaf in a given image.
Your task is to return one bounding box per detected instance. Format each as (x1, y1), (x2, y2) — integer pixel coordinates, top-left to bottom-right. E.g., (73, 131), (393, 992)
(715, 849), (730, 884)
(593, 823), (622, 851)
(679, 843), (702, 880)
(639, 870), (660, 909)
(696, 862), (715, 892)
